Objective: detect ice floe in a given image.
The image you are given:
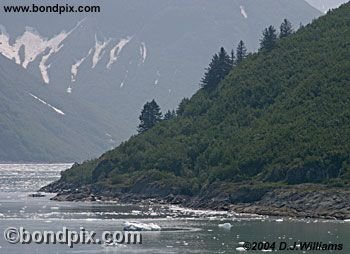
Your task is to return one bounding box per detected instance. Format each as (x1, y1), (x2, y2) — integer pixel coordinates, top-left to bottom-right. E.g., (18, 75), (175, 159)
(218, 222), (232, 229)
(123, 221), (161, 231)
(236, 246), (247, 251)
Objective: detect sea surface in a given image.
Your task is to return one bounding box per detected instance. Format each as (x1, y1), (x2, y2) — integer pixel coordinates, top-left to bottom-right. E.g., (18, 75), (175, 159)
(0, 164), (349, 253)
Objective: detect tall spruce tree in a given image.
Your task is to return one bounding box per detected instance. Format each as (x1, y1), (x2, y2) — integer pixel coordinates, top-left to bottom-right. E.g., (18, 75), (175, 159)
(218, 47), (233, 76)
(259, 25), (278, 51)
(236, 40), (247, 64)
(280, 19), (293, 38)
(230, 49), (236, 66)
(201, 47), (232, 90)
(138, 99), (162, 133)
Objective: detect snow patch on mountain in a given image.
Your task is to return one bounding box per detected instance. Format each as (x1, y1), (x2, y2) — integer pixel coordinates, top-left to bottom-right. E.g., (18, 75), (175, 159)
(240, 5), (248, 18)
(120, 70), (129, 88)
(140, 42), (147, 63)
(92, 35), (110, 68)
(0, 26), (21, 64)
(71, 48), (93, 82)
(67, 86), (72, 94)
(105, 133), (116, 145)
(107, 36), (132, 69)
(29, 93), (65, 115)
(154, 70), (161, 85)
(0, 21), (83, 83)
(39, 53), (52, 84)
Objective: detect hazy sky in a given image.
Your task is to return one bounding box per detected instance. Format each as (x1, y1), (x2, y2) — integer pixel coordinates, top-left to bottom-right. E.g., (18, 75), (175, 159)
(306, 0), (349, 13)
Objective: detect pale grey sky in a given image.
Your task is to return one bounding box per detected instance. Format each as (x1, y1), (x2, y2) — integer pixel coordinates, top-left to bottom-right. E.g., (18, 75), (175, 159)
(306, 0), (349, 13)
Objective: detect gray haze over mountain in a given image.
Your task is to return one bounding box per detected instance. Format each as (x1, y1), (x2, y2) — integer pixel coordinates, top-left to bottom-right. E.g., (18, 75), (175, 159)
(0, 0), (321, 162)
(306, 0), (349, 12)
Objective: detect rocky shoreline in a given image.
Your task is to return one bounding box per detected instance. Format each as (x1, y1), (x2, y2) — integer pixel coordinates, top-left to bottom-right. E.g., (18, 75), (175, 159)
(40, 181), (350, 220)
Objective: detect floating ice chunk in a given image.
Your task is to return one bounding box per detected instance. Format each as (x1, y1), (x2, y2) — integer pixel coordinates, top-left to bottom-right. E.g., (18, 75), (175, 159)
(236, 247), (247, 251)
(275, 219), (284, 222)
(104, 242), (126, 248)
(218, 222), (232, 229)
(344, 219), (350, 222)
(85, 218), (98, 221)
(123, 221), (161, 231)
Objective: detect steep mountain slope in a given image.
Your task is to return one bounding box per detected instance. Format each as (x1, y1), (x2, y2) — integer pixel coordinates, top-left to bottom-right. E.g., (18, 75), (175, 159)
(0, 55), (121, 162)
(0, 0), (321, 162)
(306, 0), (348, 13)
(45, 3), (350, 216)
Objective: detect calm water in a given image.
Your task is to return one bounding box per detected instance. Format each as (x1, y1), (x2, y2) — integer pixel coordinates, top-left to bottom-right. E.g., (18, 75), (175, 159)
(0, 164), (349, 253)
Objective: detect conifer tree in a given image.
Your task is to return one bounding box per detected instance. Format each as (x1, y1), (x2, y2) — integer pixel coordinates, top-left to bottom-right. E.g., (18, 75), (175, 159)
(164, 110), (176, 120)
(218, 47), (233, 76)
(280, 19), (293, 38)
(230, 49), (236, 66)
(177, 98), (190, 116)
(201, 47), (232, 90)
(138, 100), (162, 133)
(259, 25), (278, 51)
(236, 40), (247, 64)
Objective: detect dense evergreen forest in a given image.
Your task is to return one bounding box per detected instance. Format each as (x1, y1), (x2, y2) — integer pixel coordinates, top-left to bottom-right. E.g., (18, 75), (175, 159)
(58, 3), (350, 196)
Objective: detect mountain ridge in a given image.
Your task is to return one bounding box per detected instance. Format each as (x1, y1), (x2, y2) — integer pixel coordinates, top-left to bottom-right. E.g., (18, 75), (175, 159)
(0, 0), (321, 162)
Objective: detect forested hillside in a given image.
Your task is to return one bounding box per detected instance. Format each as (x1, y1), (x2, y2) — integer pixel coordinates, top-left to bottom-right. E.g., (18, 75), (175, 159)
(52, 3), (350, 197)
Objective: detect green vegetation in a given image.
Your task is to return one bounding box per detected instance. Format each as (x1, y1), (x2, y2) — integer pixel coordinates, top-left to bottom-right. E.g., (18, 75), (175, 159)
(164, 110), (177, 121)
(235, 40), (248, 65)
(279, 19), (294, 38)
(59, 4), (350, 196)
(137, 100), (162, 133)
(201, 47), (234, 90)
(259, 25), (278, 51)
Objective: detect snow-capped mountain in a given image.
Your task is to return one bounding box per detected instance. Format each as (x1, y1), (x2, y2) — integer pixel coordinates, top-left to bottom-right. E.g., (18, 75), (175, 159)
(0, 0), (321, 162)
